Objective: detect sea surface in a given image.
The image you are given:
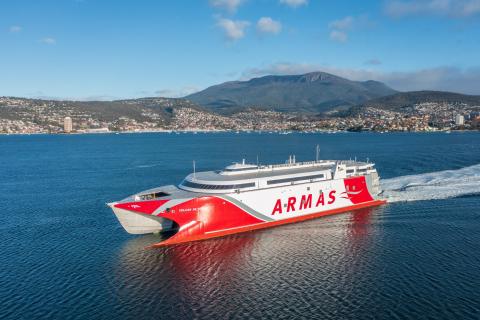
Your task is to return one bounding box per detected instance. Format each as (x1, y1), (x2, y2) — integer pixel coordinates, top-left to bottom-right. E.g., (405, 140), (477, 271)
(1, 132), (479, 319)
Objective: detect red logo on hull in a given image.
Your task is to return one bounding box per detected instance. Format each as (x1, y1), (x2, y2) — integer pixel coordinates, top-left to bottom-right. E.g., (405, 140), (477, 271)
(272, 191), (336, 215)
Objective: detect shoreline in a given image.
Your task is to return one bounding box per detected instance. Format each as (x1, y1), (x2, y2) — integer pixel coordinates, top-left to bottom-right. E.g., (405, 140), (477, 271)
(1, 129), (479, 136)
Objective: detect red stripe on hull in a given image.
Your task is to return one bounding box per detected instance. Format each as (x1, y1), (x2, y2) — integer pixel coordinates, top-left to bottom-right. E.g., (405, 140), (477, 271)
(150, 199), (386, 247)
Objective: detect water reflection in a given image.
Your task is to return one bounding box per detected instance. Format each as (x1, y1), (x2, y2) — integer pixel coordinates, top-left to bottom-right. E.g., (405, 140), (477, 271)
(346, 206), (383, 253)
(112, 207), (383, 318)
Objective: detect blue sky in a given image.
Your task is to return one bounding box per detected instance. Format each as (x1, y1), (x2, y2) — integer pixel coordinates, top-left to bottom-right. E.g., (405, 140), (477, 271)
(1, 0), (480, 99)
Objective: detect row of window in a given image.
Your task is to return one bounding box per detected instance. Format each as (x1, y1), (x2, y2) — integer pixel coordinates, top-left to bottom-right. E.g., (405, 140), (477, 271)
(347, 168), (370, 174)
(181, 173), (327, 190)
(180, 180), (256, 190)
(266, 173), (325, 185)
(223, 166), (258, 172)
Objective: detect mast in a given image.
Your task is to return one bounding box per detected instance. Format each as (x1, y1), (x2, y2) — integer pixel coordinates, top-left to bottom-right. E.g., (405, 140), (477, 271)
(193, 160), (196, 180)
(316, 144), (320, 162)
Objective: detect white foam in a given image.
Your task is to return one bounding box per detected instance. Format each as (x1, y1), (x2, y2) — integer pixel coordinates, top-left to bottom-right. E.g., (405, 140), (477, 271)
(129, 163), (162, 169)
(381, 164), (480, 203)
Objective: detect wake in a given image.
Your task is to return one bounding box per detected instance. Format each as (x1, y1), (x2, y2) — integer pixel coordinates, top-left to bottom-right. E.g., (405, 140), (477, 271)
(381, 164), (480, 203)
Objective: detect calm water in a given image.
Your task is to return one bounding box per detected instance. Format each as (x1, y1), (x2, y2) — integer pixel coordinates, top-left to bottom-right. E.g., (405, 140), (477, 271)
(1, 132), (480, 319)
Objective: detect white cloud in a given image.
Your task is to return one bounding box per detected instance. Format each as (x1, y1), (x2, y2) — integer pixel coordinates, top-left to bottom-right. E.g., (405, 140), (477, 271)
(9, 25), (22, 33)
(385, 0), (480, 17)
(40, 37), (56, 45)
(329, 16), (354, 30)
(328, 16), (354, 43)
(375, 67), (480, 94)
(242, 62), (321, 78)
(280, 0), (308, 8)
(329, 30), (348, 42)
(257, 17), (282, 34)
(27, 86), (201, 101)
(327, 15), (373, 43)
(217, 18), (250, 41)
(365, 58), (382, 65)
(209, 0), (244, 13)
(155, 86), (200, 98)
(80, 95), (119, 101)
(24, 92), (121, 101)
(240, 62), (480, 94)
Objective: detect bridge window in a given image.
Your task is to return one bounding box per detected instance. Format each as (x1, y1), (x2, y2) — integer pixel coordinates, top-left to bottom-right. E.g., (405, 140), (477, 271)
(137, 191), (170, 200)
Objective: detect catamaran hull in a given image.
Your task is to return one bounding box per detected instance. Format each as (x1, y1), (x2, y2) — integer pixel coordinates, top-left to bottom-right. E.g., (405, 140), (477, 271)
(153, 199), (385, 247)
(110, 206), (175, 234)
(110, 175), (386, 246)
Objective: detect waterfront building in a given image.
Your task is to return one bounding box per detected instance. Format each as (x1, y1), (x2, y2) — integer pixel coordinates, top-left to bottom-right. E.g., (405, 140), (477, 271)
(86, 127), (110, 133)
(64, 117), (73, 133)
(455, 114), (464, 126)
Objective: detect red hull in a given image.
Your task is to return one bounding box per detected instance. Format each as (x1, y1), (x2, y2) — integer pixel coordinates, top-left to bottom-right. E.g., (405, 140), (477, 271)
(149, 199), (386, 247)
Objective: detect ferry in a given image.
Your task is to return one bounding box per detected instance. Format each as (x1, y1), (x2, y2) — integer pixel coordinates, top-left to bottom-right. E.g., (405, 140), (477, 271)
(108, 154), (386, 246)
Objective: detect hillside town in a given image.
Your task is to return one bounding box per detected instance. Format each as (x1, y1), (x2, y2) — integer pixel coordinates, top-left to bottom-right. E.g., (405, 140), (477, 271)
(0, 96), (479, 134)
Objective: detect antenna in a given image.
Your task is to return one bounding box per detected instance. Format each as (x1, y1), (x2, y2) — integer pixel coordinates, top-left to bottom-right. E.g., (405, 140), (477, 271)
(193, 160), (196, 180)
(316, 144), (320, 162)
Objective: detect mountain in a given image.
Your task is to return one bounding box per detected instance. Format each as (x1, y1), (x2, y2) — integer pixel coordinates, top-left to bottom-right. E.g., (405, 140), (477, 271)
(186, 72), (397, 114)
(358, 90), (480, 111)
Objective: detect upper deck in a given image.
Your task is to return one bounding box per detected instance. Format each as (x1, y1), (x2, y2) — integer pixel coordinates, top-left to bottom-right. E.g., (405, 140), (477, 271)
(178, 157), (377, 193)
(125, 156), (379, 202)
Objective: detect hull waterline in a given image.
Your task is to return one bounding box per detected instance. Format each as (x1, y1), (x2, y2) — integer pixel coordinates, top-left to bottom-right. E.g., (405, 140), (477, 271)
(149, 199), (386, 247)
